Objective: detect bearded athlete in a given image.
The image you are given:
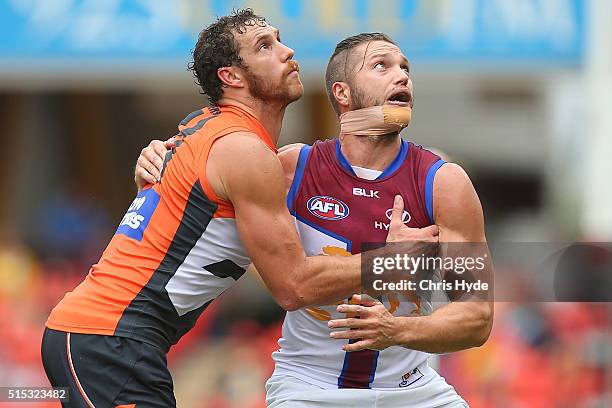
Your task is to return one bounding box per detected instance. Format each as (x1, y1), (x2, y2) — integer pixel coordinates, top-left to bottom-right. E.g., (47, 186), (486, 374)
(136, 33), (492, 407)
(41, 12), (434, 408)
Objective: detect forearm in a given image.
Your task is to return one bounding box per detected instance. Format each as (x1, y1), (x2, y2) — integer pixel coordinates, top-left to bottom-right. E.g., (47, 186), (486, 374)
(288, 254), (362, 309)
(392, 301), (493, 353)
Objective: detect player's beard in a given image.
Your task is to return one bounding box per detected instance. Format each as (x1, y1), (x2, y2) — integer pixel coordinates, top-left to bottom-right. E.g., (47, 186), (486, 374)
(348, 80), (382, 111)
(244, 67), (302, 105)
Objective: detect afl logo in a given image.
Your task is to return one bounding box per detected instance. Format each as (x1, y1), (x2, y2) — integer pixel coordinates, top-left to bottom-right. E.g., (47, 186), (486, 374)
(307, 196), (350, 221)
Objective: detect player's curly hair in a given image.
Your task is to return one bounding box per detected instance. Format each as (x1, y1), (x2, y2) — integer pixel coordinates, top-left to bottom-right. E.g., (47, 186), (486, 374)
(188, 8), (267, 105)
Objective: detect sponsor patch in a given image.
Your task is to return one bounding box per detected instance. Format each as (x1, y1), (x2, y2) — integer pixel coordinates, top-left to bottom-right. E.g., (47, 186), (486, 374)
(399, 367), (423, 388)
(115, 188), (161, 241)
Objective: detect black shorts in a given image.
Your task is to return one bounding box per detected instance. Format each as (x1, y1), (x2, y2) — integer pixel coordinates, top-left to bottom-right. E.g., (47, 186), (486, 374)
(41, 328), (176, 408)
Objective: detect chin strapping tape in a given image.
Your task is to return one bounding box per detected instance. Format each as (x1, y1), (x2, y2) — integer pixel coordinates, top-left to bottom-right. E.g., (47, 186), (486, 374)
(339, 105), (412, 137)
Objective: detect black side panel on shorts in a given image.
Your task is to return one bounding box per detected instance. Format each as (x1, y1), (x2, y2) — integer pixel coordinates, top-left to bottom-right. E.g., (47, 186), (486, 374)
(42, 328), (176, 408)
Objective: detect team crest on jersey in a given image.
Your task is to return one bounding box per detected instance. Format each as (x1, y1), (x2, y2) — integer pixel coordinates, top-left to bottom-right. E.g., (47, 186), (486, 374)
(306, 196), (349, 221)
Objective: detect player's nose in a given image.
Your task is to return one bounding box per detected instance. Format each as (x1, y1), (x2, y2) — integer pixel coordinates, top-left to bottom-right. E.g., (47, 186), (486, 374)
(279, 42), (295, 62)
(392, 65), (409, 86)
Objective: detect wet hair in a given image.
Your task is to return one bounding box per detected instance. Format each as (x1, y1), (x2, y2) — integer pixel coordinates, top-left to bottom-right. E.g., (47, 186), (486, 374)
(325, 33), (397, 116)
(188, 8), (267, 105)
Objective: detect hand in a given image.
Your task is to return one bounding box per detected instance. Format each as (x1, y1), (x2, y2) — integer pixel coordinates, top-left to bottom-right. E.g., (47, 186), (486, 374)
(386, 195), (439, 243)
(328, 294), (400, 352)
(134, 137), (176, 189)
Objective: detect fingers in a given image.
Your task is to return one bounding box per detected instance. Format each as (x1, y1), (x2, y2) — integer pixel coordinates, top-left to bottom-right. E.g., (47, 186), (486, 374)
(327, 317), (368, 330)
(330, 329), (375, 340)
(337, 304), (365, 315)
(422, 224), (439, 237)
(135, 140), (167, 187)
(136, 154), (162, 182)
(163, 137), (177, 149)
(343, 340), (375, 352)
(419, 224), (440, 243)
(387, 194), (440, 243)
(147, 141), (168, 170)
(134, 166), (157, 186)
(348, 294), (379, 307)
(337, 303), (382, 316)
(389, 195), (405, 227)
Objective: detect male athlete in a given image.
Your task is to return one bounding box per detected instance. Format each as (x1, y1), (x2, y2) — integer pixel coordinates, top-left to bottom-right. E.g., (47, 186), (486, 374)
(137, 33), (493, 407)
(41, 11), (435, 408)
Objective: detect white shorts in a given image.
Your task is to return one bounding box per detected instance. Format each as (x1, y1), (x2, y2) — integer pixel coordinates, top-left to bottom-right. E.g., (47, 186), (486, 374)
(265, 366), (468, 408)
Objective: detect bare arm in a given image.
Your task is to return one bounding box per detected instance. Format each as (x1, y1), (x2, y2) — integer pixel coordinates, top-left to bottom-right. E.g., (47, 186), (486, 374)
(395, 163), (493, 352)
(208, 133), (362, 310)
(330, 163), (493, 353)
(133, 137), (358, 309)
(134, 137), (439, 310)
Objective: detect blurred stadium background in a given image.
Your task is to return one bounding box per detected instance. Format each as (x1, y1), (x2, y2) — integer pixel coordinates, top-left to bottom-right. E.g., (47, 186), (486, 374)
(0, 0), (610, 407)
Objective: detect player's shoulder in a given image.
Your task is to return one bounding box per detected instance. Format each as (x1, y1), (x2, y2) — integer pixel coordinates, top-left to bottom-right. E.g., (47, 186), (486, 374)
(435, 162), (471, 186)
(207, 131), (284, 193)
(277, 143), (314, 175)
(278, 142), (306, 164)
(433, 162), (480, 215)
(212, 131), (275, 158)
(181, 106), (253, 138)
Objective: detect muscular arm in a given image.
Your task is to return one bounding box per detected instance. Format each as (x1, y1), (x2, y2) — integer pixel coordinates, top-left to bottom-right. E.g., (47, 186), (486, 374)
(330, 163), (493, 353)
(392, 163), (493, 352)
(209, 134), (361, 310)
(134, 138), (437, 311)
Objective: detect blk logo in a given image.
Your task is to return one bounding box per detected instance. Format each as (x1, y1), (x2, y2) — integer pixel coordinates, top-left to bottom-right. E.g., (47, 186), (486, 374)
(353, 187), (380, 199)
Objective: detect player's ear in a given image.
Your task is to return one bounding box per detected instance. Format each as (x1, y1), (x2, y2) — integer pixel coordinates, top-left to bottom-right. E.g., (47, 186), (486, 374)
(218, 66), (245, 89)
(332, 82), (351, 110)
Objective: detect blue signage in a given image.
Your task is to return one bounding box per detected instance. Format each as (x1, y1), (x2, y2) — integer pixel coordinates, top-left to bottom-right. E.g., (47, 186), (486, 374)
(0, 0), (585, 70)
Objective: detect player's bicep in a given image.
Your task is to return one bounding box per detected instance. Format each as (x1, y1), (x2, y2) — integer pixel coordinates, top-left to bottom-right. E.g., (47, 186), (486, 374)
(433, 163), (485, 243)
(433, 163), (491, 303)
(212, 135), (304, 293)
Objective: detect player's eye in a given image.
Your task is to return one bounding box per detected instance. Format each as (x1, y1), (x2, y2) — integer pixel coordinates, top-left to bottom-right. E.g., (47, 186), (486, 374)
(258, 40), (272, 51)
(374, 62), (385, 70)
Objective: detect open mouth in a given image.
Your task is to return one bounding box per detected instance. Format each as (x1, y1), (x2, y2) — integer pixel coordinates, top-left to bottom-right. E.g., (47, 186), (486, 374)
(385, 91), (411, 106)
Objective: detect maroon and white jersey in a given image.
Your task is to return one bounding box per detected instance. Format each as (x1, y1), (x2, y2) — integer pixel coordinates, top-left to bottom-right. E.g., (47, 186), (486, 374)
(272, 138), (445, 390)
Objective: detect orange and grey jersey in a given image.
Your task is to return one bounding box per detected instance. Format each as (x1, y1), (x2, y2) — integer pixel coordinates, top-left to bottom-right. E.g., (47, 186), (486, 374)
(47, 106), (276, 352)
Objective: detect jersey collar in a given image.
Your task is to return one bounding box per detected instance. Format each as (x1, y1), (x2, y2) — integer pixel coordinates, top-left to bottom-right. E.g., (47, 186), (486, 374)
(335, 138), (409, 180)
